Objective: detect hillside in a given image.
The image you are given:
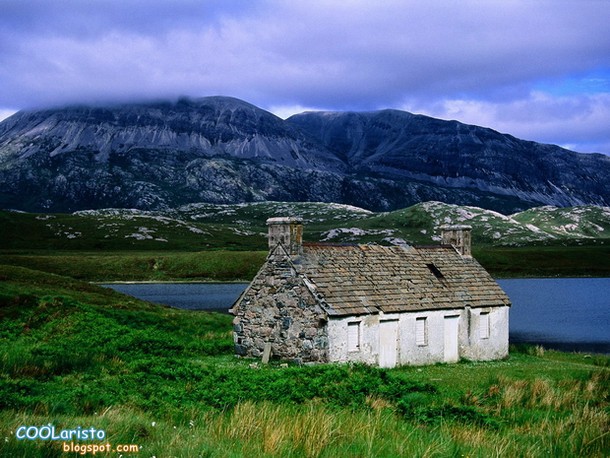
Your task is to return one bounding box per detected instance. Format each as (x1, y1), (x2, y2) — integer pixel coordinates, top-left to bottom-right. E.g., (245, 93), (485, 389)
(1, 96), (609, 213)
(1, 201), (608, 252)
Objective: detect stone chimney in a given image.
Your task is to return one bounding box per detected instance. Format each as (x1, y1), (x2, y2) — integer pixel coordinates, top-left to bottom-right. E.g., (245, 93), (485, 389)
(267, 217), (303, 255)
(440, 225), (472, 257)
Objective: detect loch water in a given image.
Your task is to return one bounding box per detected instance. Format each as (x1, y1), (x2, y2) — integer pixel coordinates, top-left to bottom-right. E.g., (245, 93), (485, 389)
(497, 278), (609, 353)
(102, 282), (249, 314)
(103, 277), (610, 353)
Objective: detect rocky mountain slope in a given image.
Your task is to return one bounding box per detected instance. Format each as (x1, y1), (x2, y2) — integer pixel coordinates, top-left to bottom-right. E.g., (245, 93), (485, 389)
(287, 110), (610, 209)
(1, 96), (609, 213)
(0, 97), (346, 211)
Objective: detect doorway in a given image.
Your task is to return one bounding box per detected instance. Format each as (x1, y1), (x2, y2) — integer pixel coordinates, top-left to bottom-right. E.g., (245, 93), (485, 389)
(379, 319), (399, 368)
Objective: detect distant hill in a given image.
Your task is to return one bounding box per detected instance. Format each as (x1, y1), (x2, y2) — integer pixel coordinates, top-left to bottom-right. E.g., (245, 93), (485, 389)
(1, 201), (608, 251)
(1, 96), (609, 213)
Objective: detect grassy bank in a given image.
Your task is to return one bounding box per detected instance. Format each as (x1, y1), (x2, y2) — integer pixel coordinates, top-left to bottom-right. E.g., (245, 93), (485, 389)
(0, 250), (268, 282)
(473, 245), (610, 278)
(1, 244), (609, 283)
(1, 265), (608, 457)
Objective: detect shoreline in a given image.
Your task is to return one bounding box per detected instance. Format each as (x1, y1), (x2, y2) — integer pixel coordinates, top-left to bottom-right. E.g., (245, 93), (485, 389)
(96, 280), (251, 285)
(95, 275), (610, 285)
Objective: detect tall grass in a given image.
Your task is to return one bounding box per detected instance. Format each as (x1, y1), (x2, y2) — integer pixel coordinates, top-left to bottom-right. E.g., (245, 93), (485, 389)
(4, 390), (608, 457)
(485, 371), (609, 411)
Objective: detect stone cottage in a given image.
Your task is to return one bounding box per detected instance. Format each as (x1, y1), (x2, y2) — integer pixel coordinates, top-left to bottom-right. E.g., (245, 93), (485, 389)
(230, 218), (510, 367)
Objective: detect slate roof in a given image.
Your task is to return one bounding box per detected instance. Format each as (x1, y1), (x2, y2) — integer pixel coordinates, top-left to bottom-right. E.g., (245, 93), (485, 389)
(292, 243), (511, 316)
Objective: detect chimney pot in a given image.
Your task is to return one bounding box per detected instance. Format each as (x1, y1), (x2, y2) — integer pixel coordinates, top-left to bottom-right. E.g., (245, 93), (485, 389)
(266, 217), (303, 255)
(440, 225), (472, 257)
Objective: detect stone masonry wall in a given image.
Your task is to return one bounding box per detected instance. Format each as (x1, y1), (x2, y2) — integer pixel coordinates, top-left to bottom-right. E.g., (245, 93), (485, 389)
(232, 250), (329, 363)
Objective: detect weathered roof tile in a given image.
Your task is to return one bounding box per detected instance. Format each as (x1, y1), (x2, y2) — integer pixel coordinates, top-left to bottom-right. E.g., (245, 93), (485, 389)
(294, 244), (510, 316)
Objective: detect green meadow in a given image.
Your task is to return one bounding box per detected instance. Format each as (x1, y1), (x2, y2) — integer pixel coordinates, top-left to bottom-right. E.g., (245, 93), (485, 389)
(0, 265), (608, 457)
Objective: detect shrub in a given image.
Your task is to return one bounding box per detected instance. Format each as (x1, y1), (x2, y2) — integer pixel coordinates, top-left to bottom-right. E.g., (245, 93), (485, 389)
(397, 396), (500, 429)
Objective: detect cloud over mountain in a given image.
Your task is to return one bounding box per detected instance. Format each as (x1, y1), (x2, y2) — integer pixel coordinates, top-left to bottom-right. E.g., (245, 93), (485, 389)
(1, 1), (609, 154)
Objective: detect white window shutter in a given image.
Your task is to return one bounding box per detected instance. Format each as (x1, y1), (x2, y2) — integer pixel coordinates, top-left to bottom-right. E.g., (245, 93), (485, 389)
(416, 317), (427, 346)
(480, 312), (490, 339)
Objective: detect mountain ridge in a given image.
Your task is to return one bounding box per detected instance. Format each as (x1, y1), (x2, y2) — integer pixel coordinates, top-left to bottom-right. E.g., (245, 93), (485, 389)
(1, 96), (608, 213)
(287, 109), (610, 207)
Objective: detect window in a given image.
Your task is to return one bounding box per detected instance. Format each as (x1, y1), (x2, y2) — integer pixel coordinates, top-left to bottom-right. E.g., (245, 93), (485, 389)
(416, 317), (428, 346)
(426, 264), (447, 287)
(480, 312), (490, 339)
(348, 321), (361, 351)
(426, 263), (445, 280)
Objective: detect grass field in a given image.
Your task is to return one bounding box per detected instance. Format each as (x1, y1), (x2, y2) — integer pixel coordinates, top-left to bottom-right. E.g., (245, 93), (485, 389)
(0, 265), (608, 457)
(0, 250), (268, 282)
(1, 244), (609, 284)
(472, 245), (610, 278)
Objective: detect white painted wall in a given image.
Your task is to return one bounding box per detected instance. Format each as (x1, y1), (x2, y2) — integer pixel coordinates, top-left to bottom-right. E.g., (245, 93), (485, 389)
(461, 306), (510, 361)
(327, 306), (509, 367)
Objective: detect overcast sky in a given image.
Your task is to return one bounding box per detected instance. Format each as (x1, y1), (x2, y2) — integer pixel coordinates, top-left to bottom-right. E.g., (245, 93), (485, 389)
(1, 0), (609, 154)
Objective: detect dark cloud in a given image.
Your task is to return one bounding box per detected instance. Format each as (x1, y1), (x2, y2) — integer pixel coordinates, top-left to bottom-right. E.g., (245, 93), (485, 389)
(0, 0), (256, 37)
(0, 0), (609, 153)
